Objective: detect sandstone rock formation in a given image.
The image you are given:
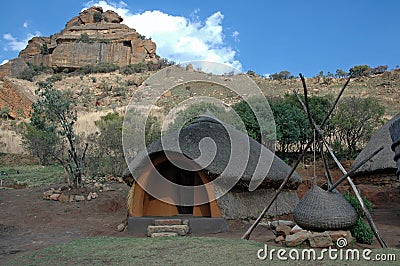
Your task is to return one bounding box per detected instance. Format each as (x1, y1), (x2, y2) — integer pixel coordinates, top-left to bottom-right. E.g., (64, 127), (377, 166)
(0, 77), (36, 119)
(0, 6), (157, 79)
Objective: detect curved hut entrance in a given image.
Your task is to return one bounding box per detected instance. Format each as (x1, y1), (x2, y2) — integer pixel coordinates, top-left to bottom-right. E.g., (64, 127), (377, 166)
(129, 152), (222, 218)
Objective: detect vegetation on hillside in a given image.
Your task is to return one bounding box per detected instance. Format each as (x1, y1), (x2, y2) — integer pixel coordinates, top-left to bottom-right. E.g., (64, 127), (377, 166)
(231, 94), (384, 160)
(20, 81), (87, 188)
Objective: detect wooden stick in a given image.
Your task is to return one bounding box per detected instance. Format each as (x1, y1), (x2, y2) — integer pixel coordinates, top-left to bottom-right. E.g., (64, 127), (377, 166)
(241, 74), (349, 240)
(320, 145), (334, 186)
(322, 140), (388, 248)
(295, 88), (388, 248)
(328, 146), (384, 191)
(241, 140), (312, 239)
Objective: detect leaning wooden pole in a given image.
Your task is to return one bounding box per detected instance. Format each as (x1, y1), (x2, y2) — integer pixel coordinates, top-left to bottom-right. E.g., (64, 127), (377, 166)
(322, 139), (388, 248)
(241, 75), (351, 240)
(295, 78), (388, 248)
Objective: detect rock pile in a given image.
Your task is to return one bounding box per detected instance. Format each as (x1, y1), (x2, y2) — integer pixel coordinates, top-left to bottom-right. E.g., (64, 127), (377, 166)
(270, 220), (354, 248)
(43, 188), (98, 202)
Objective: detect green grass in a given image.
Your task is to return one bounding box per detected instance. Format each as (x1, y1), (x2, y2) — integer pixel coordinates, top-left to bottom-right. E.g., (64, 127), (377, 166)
(6, 236), (400, 265)
(0, 164), (64, 187)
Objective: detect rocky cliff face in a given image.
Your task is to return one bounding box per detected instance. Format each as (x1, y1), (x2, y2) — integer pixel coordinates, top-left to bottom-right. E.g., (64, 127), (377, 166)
(0, 77), (36, 119)
(0, 6), (157, 78)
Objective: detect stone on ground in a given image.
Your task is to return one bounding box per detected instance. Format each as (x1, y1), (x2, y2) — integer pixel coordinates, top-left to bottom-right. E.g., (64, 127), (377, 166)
(151, 232), (178, 238)
(285, 230), (310, 247)
(308, 231), (332, 248)
(276, 225), (291, 236)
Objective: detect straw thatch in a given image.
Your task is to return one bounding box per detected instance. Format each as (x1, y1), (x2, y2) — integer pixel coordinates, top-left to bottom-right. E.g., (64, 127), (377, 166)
(123, 115), (302, 190)
(350, 113), (400, 175)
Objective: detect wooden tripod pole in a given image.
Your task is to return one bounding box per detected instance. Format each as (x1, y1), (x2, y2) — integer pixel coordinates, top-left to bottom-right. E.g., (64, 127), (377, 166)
(241, 75), (351, 240)
(294, 80), (388, 248)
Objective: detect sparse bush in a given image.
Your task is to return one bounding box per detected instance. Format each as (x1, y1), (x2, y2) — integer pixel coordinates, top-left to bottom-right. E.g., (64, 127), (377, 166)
(86, 112), (161, 177)
(19, 122), (59, 165)
(18, 67), (37, 81)
(19, 63), (53, 81)
(93, 12), (102, 23)
(77, 33), (91, 43)
(120, 63), (148, 74)
(0, 106), (10, 120)
(91, 76), (97, 83)
(120, 59), (175, 75)
(46, 73), (63, 83)
(41, 43), (49, 55)
(77, 63), (119, 74)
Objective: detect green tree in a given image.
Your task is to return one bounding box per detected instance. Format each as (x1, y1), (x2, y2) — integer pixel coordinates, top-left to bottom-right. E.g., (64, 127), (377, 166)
(24, 81), (87, 188)
(331, 96), (385, 158)
(232, 97), (275, 146)
(246, 70), (256, 76)
(349, 65), (370, 77)
(335, 69), (348, 78)
(270, 70), (293, 80)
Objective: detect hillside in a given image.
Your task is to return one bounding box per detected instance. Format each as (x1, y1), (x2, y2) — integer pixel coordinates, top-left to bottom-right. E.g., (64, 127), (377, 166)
(0, 6), (399, 154)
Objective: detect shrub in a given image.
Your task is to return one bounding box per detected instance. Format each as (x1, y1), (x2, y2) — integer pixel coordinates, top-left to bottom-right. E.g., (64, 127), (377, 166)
(18, 67), (37, 81)
(93, 12), (102, 23)
(19, 122), (59, 165)
(351, 218), (374, 245)
(18, 63), (53, 81)
(46, 73), (63, 83)
(344, 192), (374, 244)
(77, 33), (91, 43)
(41, 43), (49, 55)
(86, 112), (161, 177)
(77, 63), (119, 74)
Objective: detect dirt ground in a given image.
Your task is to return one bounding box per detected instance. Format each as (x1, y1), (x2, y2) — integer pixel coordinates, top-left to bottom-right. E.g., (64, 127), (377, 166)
(1, 167), (399, 264)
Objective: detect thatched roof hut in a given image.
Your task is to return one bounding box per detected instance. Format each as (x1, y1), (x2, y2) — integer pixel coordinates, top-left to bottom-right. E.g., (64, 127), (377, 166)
(350, 113), (400, 188)
(123, 115), (302, 223)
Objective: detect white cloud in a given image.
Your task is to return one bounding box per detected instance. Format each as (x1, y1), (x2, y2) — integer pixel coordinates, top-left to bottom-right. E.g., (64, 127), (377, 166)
(0, 59), (9, 65)
(232, 30), (239, 43)
(3, 31), (41, 52)
(23, 21), (28, 28)
(84, 1), (242, 71)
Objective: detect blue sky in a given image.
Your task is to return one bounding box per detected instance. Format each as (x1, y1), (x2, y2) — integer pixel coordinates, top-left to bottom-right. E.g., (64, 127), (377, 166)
(0, 0), (399, 77)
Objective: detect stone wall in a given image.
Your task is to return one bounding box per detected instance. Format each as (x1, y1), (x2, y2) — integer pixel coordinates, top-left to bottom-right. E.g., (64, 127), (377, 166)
(216, 188), (299, 219)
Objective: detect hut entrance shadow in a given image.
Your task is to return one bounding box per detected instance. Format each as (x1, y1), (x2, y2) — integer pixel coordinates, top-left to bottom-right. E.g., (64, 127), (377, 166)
(130, 152), (222, 218)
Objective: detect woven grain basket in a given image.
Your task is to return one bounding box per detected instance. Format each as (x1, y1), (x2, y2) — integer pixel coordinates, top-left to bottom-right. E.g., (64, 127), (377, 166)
(293, 185), (357, 231)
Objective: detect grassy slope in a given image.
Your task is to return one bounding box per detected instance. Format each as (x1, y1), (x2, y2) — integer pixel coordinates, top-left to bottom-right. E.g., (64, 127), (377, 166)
(7, 236), (399, 265)
(0, 164), (64, 187)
